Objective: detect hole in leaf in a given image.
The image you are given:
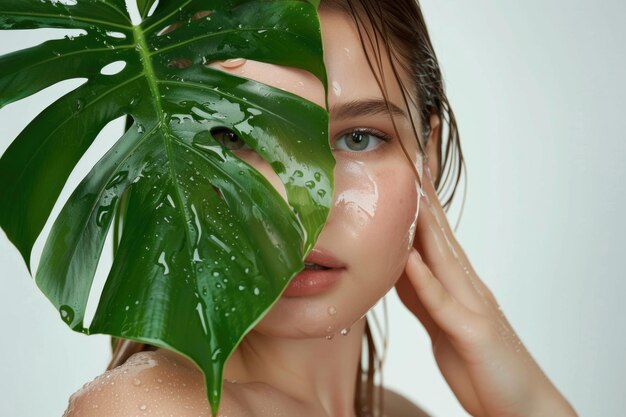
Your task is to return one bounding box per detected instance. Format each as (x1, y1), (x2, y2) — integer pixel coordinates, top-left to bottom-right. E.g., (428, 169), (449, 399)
(125, 0), (141, 25)
(147, 0), (160, 17)
(210, 127), (246, 151)
(157, 21), (182, 36)
(191, 10), (214, 22)
(100, 61), (127, 75)
(54, 0), (78, 6)
(105, 31), (126, 39)
(0, 29), (87, 55)
(211, 185), (224, 201)
(167, 58), (193, 69)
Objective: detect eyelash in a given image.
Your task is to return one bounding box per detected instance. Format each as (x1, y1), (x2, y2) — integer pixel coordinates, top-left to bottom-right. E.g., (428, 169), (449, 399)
(332, 127), (393, 153)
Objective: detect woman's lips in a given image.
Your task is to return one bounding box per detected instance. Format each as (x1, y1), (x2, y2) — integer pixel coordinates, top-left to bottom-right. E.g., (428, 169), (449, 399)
(303, 248), (345, 269)
(281, 249), (345, 297)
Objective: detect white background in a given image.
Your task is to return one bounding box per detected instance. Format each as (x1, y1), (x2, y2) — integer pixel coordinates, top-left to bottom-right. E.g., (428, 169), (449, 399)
(1, 1), (625, 416)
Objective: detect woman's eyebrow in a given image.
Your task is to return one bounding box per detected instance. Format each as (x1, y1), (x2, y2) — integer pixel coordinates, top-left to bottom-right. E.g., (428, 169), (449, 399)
(330, 98), (408, 120)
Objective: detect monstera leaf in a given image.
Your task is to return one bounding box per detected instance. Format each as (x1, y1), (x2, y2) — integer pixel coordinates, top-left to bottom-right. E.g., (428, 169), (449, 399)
(0, 0), (332, 414)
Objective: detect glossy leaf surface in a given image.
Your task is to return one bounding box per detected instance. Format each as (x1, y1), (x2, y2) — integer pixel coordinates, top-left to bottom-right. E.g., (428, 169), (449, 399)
(0, 1), (331, 414)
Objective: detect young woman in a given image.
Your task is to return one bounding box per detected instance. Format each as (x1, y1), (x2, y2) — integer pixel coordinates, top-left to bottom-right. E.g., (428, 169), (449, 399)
(64, 1), (578, 416)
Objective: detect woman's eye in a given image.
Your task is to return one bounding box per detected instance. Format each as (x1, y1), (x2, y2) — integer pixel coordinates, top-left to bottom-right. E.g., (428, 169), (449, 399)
(211, 128), (247, 150)
(333, 130), (388, 152)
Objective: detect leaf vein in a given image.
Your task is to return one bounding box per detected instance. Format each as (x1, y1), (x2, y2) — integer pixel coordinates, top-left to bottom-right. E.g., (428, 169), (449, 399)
(1, 11), (130, 31)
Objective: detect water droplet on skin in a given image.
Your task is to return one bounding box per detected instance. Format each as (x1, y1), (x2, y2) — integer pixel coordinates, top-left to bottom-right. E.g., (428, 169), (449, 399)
(326, 334), (334, 340)
(132, 378), (141, 386)
(327, 306), (337, 316)
(340, 328), (351, 336)
(157, 378), (163, 383)
(138, 404), (147, 411)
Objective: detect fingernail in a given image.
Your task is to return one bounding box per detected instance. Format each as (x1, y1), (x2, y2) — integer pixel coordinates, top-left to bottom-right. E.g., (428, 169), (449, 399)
(409, 248), (422, 263)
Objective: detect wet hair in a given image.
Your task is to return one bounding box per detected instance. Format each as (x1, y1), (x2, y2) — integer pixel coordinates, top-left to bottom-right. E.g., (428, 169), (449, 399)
(109, 1), (465, 417)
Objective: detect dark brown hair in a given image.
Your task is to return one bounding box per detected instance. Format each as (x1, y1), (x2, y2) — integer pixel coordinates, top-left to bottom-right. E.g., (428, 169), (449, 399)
(109, 2), (465, 417)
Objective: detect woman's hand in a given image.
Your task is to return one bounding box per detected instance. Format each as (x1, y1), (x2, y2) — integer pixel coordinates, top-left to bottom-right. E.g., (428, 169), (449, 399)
(395, 167), (578, 417)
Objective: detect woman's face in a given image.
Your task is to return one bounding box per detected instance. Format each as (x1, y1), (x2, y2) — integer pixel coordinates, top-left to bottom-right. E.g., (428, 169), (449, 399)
(211, 9), (423, 338)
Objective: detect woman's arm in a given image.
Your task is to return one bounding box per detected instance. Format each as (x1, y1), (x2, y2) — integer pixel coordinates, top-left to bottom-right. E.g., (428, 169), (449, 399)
(395, 167), (578, 417)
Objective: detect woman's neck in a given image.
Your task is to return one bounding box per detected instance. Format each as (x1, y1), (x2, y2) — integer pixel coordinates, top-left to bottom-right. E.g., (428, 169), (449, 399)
(224, 317), (367, 417)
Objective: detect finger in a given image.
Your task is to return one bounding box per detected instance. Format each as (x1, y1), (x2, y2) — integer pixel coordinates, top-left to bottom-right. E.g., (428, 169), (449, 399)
(419, 167), (474, 272)
(414, 190), (488, 312)
(405, 248), (476, 336)
(394, 272), (439, 340)
(415, 170), (499, 310)
(406, 249), (507, 364)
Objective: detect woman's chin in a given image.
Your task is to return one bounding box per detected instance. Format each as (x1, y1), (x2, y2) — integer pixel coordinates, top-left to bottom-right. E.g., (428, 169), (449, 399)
(252, 297), (373, 340)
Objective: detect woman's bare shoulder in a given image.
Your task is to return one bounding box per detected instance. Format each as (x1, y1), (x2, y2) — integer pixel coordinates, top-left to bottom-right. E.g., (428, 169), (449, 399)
(63, 350), (252, 417)
(64, 350), (429, 417)
(381, 387), (431, 417)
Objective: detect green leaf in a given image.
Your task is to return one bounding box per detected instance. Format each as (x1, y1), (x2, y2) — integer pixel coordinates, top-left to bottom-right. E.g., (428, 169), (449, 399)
(0, 1), (332, 415)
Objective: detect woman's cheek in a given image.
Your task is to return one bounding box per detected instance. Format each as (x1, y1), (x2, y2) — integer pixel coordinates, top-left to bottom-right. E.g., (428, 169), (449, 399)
(371, 166), (419, 285)
(332, 159), (380, 240)
(333, 158), (419, 287)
